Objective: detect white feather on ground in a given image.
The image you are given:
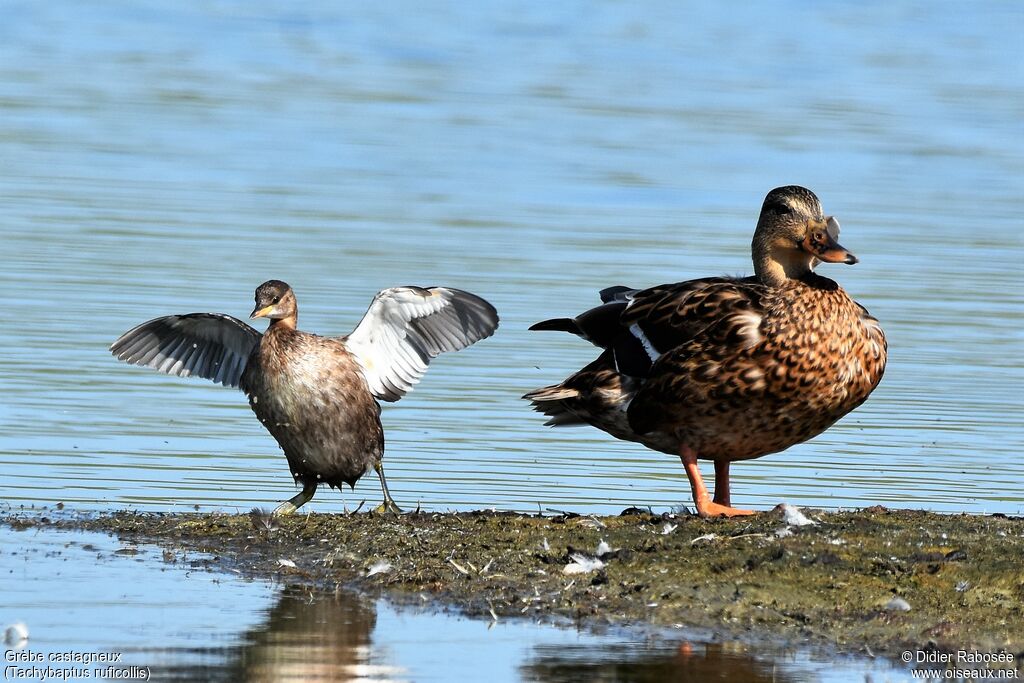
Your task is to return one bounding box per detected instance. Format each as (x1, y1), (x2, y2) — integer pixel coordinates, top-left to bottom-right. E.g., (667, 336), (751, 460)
(563, 554), (605, 575)
(366, 560), (392, 577)
(780, 504), (818, 527)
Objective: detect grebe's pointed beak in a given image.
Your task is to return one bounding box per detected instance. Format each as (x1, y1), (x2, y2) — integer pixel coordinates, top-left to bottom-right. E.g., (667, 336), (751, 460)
(250, 304), (276, 319)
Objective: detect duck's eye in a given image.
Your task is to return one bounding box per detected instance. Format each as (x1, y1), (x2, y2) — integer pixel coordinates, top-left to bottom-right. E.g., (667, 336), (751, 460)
(272, 297), (280, 304)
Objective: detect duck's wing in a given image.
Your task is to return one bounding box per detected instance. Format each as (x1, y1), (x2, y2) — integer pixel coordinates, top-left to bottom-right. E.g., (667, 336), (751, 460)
(530, 277), (761, 378)
(110, 313), (262, 389)
(624, 279), (770, 435)
(614, 276), (763, 377)
(343, 287), (499, 402)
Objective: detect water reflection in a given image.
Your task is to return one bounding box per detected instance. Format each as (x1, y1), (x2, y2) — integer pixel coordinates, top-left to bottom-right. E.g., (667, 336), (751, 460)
(144, 587), (885, 683)
(2, 524), (899, 683)
(522, 641), (799, 683)
(141, 588), (837, 683)
(238, 587), (381, 682)
(149, 586), (396, 683)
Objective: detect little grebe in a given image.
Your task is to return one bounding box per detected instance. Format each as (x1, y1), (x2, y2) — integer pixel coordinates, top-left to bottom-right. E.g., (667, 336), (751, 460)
(112, 280), (498, 514)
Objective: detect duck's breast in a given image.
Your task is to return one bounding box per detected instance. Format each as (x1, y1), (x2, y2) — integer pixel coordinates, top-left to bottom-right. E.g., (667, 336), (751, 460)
(760, 280), (886, 427)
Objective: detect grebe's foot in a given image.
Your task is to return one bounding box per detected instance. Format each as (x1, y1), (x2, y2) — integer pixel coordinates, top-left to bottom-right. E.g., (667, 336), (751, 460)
(373, 499), (404, 515)
(272, 482), (317, 517)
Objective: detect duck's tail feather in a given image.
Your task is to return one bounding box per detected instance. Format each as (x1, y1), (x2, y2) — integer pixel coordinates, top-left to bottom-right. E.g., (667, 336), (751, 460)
(522, 385), (579, 402)
(522, 385), (587, 426)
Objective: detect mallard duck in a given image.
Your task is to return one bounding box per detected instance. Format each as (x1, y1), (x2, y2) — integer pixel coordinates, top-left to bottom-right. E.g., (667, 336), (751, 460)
(111, 280), (498, 514)
(524, 186), (886, 517)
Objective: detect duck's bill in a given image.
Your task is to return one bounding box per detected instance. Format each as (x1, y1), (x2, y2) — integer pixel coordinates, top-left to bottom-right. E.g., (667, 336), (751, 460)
(802, 218), (858, 265)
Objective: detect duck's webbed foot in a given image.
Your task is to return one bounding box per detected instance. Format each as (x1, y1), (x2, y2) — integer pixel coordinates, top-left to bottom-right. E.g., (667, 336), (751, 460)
(273, 481), (318, 516)
(694, 499), (755, 518)
(373, 461), (404, 515)
(679, 447), (755, 518)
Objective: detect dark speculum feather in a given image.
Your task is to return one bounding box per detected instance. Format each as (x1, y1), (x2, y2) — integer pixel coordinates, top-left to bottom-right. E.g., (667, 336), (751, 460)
(612, 334), (654, 378)
(573, 301), (630, 347)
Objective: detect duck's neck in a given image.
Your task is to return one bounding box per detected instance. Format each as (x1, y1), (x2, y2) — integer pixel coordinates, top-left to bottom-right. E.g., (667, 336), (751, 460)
(754, 248), (815, 288)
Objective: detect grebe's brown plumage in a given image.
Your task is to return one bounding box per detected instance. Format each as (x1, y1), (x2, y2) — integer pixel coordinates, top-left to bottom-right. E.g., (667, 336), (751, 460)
(112, 279), (498, 514)
(525, 186), (886, 517)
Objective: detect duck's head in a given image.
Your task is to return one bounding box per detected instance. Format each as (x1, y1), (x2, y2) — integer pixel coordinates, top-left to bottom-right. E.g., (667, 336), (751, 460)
(751, 186), (857, 286)
(250, 280), (297, 327)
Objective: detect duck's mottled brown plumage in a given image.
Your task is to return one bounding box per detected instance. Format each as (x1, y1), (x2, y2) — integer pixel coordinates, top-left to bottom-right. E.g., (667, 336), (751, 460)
(111, 278), (498, 514)
(525, 186), (887, 516)
(626, 272), (886, 458)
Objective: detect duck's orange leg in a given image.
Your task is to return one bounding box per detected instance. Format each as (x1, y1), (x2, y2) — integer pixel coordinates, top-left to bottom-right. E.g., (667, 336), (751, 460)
(713, 459), (732, 506)
(679, 446), (754, 518)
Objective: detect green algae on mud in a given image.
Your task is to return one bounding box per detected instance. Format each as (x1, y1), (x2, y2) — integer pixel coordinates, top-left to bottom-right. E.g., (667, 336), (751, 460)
(5, 506), (1023, 663)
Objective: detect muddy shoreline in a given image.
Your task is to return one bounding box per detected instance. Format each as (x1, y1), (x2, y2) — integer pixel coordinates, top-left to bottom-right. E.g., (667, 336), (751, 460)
(4, 505), (1022, 667)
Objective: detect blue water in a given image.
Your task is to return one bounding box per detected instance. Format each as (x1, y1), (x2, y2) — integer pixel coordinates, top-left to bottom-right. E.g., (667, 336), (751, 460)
(3, 2), (1022, 515)
(4, 1), (1020, 517)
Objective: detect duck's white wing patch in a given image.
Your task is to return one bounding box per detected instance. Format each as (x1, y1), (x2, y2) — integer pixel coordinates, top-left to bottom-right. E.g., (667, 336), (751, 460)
(628, 323), (660, 362)
(344, 287), (499, 402)
(110, 313), (261, 389)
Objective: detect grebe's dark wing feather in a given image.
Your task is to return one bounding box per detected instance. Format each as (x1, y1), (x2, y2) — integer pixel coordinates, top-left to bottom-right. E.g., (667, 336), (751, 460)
(110, 313), (261, 389)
